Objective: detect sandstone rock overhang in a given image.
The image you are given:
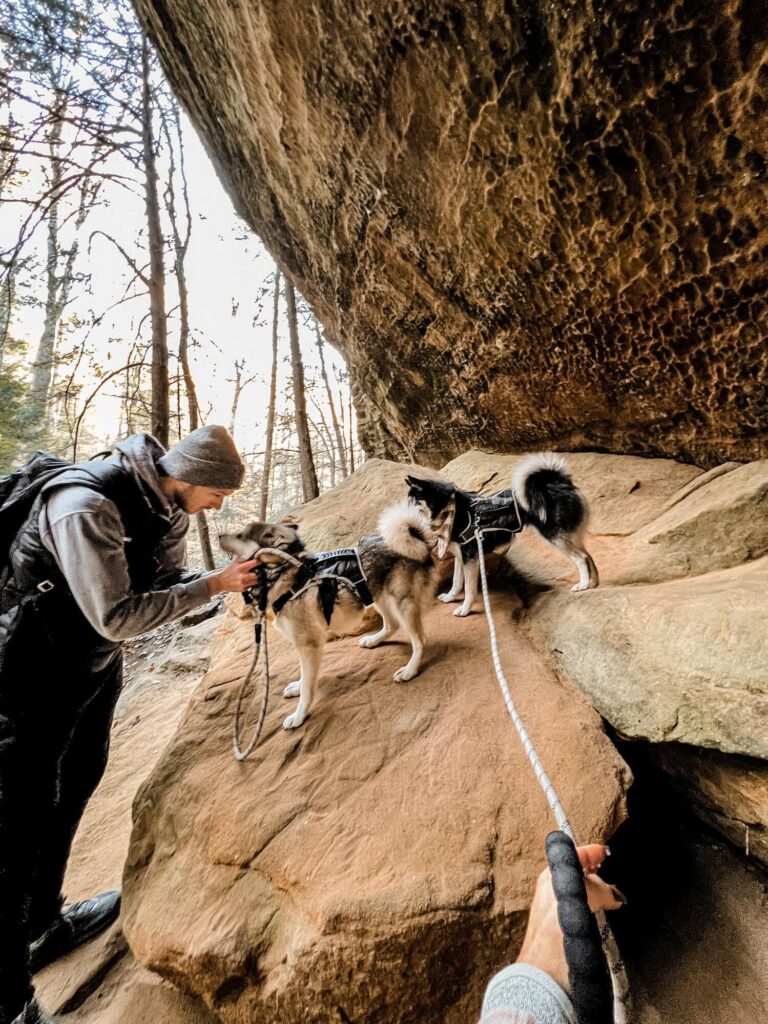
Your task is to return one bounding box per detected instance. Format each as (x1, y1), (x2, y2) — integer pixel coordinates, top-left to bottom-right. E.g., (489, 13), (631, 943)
(134, 1), (768, 466)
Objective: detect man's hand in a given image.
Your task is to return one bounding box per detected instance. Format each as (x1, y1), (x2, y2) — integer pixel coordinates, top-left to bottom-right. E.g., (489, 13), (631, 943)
(207, 558), (260, 596)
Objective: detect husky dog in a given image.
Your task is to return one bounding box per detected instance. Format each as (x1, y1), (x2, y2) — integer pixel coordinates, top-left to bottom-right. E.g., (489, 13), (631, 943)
(219, 504), (437, 730)
(406, 453), (598, 616)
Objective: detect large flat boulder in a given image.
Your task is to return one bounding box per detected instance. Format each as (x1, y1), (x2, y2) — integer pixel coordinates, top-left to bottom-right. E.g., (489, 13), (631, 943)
(612, 460), (768, 583)
(122, 595), (629, 1024)
(529, 556), (768, 759)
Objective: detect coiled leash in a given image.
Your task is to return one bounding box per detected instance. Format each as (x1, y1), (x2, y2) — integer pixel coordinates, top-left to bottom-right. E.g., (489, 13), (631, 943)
(473, 521), (630, 1024)
(232, 548), (303, 761)
(233, 563), (270, 761)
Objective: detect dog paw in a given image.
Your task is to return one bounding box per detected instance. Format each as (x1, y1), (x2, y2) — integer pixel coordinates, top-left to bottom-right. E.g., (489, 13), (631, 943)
(358, 634), (380, 648)
(393, 665), (418, 682)
(438, 592), (459, 603)
(453, 606), (471, 617)
(283, 681), (301, 698)
(571, 581), (591, 592)
(283, 709), (307, 730)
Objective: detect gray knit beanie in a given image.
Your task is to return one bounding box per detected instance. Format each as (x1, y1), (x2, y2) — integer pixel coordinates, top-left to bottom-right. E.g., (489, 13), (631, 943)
(158, 425), (244, 488)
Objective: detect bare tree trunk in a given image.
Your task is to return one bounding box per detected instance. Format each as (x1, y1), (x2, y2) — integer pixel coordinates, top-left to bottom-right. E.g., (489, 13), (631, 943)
(228, 358), (254, 437)
(180, 316), (215, 566)
(163, 98), (215, 568)
(179, 309), (215, 569)
(348, 390), (356, 472)
(310, 415), (336, 488)
(313, 320), (348, 479)
(0, 89), (14, 369)
(28, 101), (94, 433)
(0, 271), (12, 373)
(142, 35), (169, 447)
(229, 360), (242, 436)
(123, 364), (133, 435)
(220, 355), (255, 529)
(28, 111), (61, 424)
(259, 268), (280, 519)
(309, 394), (338, 488)
(195, 506), (215, 569)
(285, 278), (319, 501)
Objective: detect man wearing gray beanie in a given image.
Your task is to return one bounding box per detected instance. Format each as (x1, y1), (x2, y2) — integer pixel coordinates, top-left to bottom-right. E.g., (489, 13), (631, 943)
(0, 427), (258, 1024)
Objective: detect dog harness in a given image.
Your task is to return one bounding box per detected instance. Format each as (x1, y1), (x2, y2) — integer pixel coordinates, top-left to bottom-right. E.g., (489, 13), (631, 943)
(454, 492), (524, 548)
(271, 547), (373, 620)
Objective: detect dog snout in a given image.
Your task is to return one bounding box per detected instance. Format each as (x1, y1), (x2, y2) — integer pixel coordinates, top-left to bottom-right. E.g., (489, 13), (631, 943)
(218, 533), (249, 557)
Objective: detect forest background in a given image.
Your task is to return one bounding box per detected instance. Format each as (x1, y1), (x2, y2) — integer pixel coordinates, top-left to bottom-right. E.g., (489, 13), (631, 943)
(0, 0), (358, 568)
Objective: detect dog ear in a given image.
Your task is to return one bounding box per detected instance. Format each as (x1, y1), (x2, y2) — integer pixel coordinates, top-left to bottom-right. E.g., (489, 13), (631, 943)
(405, 475), (426, 492)
(278, 521), (300, 532)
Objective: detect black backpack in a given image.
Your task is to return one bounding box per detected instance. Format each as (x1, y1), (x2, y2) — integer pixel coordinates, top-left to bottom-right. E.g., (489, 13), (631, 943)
(0, 452), (74, 559)
(0, 450), (115, 564)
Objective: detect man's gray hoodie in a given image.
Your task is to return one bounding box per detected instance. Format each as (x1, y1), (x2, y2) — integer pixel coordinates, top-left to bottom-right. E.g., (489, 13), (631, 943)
(38, 434), (211, 643)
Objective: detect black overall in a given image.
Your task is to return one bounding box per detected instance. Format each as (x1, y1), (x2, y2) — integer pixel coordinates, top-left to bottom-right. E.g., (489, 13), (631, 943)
(0, 463), (170, 1022)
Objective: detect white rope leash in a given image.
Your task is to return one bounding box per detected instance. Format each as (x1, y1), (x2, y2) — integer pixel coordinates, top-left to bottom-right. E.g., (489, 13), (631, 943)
(474, 530), (630, 1023)
(475, 537), (574, 837)
(232, 606), (270, 761)
(249, 547), (303, 567)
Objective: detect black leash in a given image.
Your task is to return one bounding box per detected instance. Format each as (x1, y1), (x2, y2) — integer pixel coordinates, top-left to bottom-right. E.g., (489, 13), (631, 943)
(233, 564), (272, 761)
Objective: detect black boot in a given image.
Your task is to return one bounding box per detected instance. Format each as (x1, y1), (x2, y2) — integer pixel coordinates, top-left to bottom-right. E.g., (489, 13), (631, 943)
(29, 891), (121, 975)
(11, 999), (57, 1024)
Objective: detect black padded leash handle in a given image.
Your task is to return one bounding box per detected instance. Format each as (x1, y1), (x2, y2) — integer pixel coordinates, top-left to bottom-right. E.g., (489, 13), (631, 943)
(545, 830), (614, 1024)
(242, 564), (268, 612)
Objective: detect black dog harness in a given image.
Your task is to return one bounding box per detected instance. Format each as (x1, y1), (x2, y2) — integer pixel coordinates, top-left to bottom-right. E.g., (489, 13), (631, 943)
(271, 547), (373, 621)
(455, 492), (525, 547)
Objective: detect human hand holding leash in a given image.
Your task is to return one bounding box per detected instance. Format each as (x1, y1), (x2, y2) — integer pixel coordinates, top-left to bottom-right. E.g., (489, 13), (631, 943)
(517, 842), (625, 998)
(207, 557), (260, 595)
(478, 841), (626, 1024)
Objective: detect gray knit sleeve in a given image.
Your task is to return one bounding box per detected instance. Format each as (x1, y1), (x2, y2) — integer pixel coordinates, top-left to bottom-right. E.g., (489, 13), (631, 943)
(479, 964), (576, 1024)
(39, 488), (211, 641)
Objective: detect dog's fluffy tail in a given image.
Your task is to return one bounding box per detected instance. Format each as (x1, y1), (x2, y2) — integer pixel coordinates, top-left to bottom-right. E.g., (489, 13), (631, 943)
(378, 502), (433, 561)
(511, 453), (589, 539)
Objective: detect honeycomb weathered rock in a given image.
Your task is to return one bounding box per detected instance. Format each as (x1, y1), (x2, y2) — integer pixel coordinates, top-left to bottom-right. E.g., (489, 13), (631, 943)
(134, 1), (768, 466)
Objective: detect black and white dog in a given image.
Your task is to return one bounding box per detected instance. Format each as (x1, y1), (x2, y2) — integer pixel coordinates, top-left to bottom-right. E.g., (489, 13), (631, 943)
(219, 504), (437, 730)
(406, 454), (598, 616)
